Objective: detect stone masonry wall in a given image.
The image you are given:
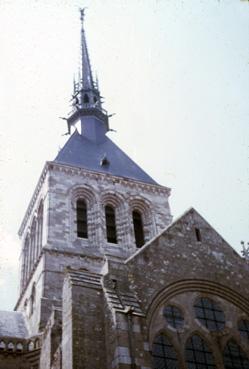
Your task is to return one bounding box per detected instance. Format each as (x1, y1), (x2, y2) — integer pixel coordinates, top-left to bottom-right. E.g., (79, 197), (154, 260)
(62, 270), (107, 369)
(47, 162), (172, 258)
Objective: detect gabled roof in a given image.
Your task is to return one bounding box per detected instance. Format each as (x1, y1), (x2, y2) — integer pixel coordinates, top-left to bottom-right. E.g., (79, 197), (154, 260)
(0, 311), (28, 338)
(54, 130), (157, 185)
(126, 207), (241, 263)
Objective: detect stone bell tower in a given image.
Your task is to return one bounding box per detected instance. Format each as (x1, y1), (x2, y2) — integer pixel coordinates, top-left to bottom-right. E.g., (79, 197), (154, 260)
(15, 9), (172, 338)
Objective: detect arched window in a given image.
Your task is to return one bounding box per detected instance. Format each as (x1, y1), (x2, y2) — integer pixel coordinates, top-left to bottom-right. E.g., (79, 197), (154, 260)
(25, 234), (31, 279)
(194, 297), (225, 331)
(0, 341), (6, 351)
(76, 199), (88, 238)
(37, 201), (44, 256)
(16, 343), (23, 352)
(223, 340), (249, 369)
(28, 341), (34, 351)
(30, 283), (36, 316)
(105, 205), (117, 243)
(152, 334), (179, 369)
(30, 218), (37, 267)
(238, 319), (249, 340)
(163, 305), (184, 329)
(132, 210), (145, 248)
(83, 94), (89, 103)
(185, 335), (216, 368)
(7, 342), (14, 352)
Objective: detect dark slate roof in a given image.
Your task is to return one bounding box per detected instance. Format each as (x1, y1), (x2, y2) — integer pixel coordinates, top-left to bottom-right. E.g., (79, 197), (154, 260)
(0, 311), (28, 338)
(54, 131), (157, 184)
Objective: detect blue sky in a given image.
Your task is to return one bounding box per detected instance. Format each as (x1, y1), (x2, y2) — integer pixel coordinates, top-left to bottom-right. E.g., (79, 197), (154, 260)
(0, 0), (248, 310)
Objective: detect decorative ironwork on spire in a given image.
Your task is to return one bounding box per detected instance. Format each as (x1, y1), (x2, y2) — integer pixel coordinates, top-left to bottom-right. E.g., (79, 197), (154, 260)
(63, 9), (109, 137)
(68, 8), (105, 115)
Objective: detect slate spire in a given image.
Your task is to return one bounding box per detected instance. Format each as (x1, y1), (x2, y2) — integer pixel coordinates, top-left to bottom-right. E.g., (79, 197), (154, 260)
(67, 8), (109, 137)
(80, 8), (94, 90)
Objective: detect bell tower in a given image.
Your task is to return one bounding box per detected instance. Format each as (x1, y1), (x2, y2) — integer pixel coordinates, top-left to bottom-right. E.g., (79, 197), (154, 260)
(15, 9), (172, 336)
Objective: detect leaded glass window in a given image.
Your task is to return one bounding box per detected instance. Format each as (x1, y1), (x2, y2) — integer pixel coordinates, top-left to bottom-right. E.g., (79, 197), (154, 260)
(194, 297), (225, 331)
(152, 334), (179, 369)
(223, 340), (249, 369)
(185, 335), (216, 369)
(238, 319), (249, 341)
(163, 306), (184, 329)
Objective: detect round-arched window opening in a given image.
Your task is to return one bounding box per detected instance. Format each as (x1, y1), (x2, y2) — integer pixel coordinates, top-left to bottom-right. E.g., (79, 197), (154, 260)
(194, 297), (225, 331)
(28, 341), (34, 351)
(185, 335), (216, 369)
(152, 334), (180, 369)
(0, 341), (6, 351)
(223, 340), (249, 369)
(16, 343), (23, 352)
(238, 319), (249, 340)
(7, 342), (14, 351)
(163, 305), (184, 329)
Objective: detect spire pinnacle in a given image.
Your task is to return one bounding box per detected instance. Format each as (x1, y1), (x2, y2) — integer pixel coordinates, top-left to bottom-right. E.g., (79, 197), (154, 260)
(65, 9), (109, 137)
(79, 7), (94, 90)
(80, 7), (86, 24)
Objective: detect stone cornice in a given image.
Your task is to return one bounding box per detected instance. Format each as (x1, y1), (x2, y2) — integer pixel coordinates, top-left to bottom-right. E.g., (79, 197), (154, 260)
(48, 161), (171, 196)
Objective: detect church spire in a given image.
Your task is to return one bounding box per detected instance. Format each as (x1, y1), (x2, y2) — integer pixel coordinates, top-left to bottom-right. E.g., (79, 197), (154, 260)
(66, 9), (109, 139)
(79, 8), (94, 90)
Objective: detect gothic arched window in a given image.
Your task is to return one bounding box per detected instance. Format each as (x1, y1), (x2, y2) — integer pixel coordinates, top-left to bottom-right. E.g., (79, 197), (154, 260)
(105, 205), (117, 244)
(185, 335), (216, 368)
(238, 319), (249, 341)
(132, 210), (145, 248)
(223, 340), (249, 369)
(152, 334), (179, 369)
(83, 93), (89, 103)
(194, 297), (225, 331)
(76, 199), (88, 238)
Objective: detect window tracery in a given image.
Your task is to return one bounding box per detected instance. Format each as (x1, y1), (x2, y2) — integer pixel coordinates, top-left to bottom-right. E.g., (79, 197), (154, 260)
(185, 335), (216, 368)
(149, 288), (249, 369)
(238, 319), (249, 341)
(194, 297), (225, 331)
(152, 334), (179, 369)
(163, 305), (184, 329)
(223, 340), (249, 369)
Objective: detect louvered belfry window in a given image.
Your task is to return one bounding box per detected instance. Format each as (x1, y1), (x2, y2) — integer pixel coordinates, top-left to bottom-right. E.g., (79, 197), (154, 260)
(105, 205), (117, 243)
(133, 210), (145, 248)
(76, 199), (88, 238)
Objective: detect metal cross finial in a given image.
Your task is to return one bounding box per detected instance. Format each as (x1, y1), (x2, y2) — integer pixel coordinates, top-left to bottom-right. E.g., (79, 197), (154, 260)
(80, 7), (87, 26)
